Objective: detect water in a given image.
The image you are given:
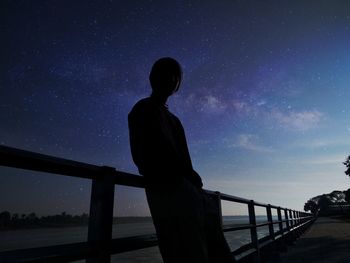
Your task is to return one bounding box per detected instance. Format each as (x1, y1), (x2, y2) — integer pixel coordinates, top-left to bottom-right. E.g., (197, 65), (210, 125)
(0, 216), (279, 262)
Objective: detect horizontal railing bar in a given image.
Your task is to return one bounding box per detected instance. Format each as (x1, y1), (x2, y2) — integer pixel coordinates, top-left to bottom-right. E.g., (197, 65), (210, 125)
(290, 219), (314, 230)
(271, 220), (290, 224)
(219, 192), (254, 204)
(219, 192), (290, 211)
(255, 222), (273, 227)
(113, 171), (145, 188)
(222, 219), (311, 234)
(254, 201), (274, 208)
(0, 145), (147, 187)
(222, 216), (313, 233)
(299, 216), (314, 220)
(223, 224), (254, 232)
(0, 145), (102, 180)
(203, 189), (221, 196)
(223, 218), (310, 229)
(0, 241), (93, 263)
(110, 234), (158, 254)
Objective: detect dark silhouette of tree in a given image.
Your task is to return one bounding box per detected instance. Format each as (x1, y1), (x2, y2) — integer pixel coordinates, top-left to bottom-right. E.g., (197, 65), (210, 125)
(12, 213), (19, 220)
(318, 194), (332, 214)
(345, 189), (350, 204)
(0, 211), (11, 228)
(28, 212), (37, 220)
(304, 189), (350, 216)
(0, 211), (90, 229)
(329, 191), (345, 202)
(343, 155), (350, 177)
(304, 199), (318, 214)
(11, 213), (19, 225)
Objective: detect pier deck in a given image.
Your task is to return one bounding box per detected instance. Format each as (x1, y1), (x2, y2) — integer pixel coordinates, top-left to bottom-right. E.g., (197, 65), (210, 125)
(279, 216), (350, 263)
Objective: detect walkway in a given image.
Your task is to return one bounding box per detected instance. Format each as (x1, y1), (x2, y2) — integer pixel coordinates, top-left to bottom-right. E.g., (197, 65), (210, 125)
(279, 216), (350, 263)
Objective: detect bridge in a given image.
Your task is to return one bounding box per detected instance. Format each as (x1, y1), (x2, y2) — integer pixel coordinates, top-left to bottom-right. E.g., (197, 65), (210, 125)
(0, 145), (315, 262)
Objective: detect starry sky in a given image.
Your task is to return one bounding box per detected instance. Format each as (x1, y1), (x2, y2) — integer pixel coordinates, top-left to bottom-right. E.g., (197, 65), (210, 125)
(1, 0), (350, 217)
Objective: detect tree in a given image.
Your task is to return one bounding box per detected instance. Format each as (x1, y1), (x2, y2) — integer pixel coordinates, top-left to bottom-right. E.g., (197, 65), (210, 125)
(11, 213), (19, 224)
(329, 191), (345, 203)
(343, 155), (350, 177)
(27, 212), (37, 220)
(345, 189), (350, 204)
(304, 199), (318, 214)
(318, 194), (332, 214)
(0, 211), (11, 227)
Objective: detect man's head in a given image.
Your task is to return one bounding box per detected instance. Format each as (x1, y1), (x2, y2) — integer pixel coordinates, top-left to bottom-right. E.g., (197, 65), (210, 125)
(149, 57), (182, 97)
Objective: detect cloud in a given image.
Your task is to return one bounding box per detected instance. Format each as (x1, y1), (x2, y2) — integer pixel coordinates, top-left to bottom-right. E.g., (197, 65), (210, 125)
(184, 94), (227, 114)
(257, 100), (267, 106)
(183, 94), (324, 132)
(291, 137), (350, 149)
(270, 109), (323, 131)
(286, 154), (348, 165)
(230, 99), (323, 132)
(232, 100), (252, 114)
(200, 95), (227, 113)
(228, 134), (273, 153)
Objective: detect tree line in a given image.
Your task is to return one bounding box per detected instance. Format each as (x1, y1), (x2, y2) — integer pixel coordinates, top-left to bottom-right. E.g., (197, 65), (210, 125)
(0, 211), (89, 230)
(304, 189), (350, 215)
(304, 155), (350, 215)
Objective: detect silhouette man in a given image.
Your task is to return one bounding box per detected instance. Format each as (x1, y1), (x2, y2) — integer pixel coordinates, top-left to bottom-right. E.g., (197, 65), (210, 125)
(128, 57), (233, 263)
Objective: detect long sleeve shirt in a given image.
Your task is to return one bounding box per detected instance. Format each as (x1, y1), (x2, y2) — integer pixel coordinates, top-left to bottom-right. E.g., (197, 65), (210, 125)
(128, 96), (203, 188)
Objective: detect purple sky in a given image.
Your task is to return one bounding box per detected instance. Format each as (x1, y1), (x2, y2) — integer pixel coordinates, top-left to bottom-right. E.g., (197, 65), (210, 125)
(1, 0), (350, 216)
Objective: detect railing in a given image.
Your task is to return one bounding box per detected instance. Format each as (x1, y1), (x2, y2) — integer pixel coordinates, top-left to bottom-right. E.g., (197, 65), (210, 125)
(0, 145), (315, 263)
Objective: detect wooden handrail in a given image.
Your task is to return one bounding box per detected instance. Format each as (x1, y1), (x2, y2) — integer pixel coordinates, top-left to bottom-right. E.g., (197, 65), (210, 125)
(0, 145), (316, 263)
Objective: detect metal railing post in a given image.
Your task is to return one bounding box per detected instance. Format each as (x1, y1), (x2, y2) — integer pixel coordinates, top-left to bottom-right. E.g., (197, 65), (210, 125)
(297, 211), (300, 226)
(284, 209), (290, 231)
(277, 207), (283, 236)
(86, 167), (116, 263)
(248, 200), (259, 260)
(266, 205), (275, 240)
(289, 210), (293, 229)
(215, 191), (223, 228)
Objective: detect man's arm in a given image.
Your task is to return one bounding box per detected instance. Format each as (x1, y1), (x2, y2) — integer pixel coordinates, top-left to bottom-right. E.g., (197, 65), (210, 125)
(173, 115), (203, 188)
(128, 105), (184, 185)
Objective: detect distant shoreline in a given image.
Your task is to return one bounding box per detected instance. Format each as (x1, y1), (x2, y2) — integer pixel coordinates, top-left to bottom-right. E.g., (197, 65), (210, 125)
(0, 215), (260, 231)
(0, 216), (154, 231)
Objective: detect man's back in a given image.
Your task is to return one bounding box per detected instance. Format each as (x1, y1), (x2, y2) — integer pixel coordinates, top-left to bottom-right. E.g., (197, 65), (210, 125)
(128, 96), (202, 188)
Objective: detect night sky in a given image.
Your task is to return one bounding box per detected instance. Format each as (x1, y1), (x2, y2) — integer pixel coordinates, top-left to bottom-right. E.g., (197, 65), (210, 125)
(1, 0), (350, 216)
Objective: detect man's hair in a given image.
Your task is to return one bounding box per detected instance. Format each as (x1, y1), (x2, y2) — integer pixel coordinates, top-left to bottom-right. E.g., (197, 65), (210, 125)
(149, 57), (182, 91)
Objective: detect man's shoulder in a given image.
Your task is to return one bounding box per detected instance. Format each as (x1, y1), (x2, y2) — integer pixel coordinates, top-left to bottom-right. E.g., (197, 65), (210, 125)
(130, 97), (151, 112)
(128, 97), (154, 119)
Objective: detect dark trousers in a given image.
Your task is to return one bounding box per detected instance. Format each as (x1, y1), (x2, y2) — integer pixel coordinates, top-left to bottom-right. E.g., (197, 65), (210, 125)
(146, 179), (234, 263)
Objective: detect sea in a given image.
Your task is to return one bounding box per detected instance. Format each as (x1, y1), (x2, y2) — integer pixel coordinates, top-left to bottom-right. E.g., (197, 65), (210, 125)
(0, 216), (282, 262)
